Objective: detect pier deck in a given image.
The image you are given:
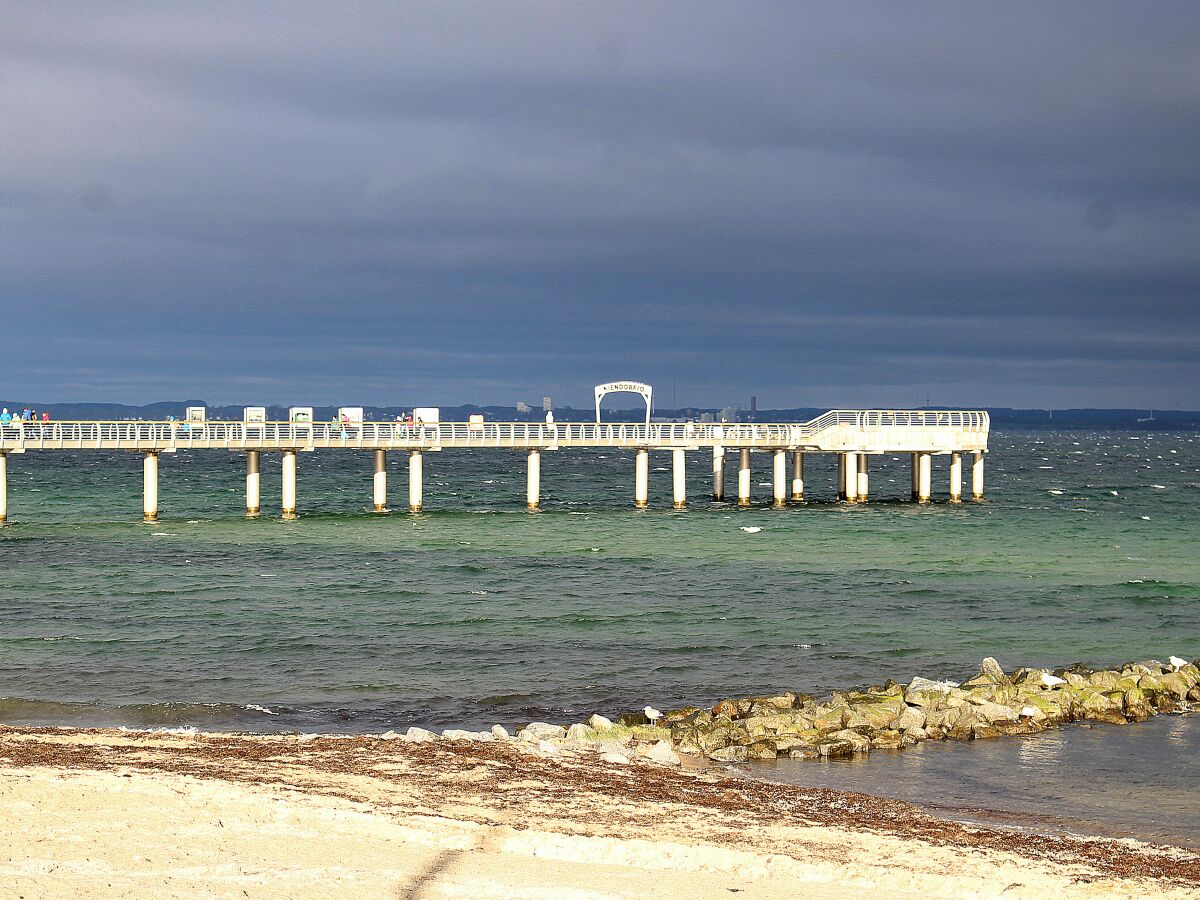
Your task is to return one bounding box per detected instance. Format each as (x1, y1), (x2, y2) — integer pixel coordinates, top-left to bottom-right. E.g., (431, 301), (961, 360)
(0, 410), (989, 520)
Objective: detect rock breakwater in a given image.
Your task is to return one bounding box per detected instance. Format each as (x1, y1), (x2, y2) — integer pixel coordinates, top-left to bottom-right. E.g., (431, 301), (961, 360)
(375, 656), (1198, 770)
(657, 656), (1200, 763)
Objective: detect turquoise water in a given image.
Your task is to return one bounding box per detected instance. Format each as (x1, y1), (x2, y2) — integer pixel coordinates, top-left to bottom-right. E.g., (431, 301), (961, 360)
(1, 429), (1197, 729)
(1, 429), (1198, 841)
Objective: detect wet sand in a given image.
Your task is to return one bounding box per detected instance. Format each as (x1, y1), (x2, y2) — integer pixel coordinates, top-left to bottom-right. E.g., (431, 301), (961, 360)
(1, 726), (1197, 898)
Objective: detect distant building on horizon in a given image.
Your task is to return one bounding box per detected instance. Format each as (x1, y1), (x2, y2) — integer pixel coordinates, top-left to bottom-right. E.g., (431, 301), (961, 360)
(516, 401), (531, 414)
(542, 397), (553, 412)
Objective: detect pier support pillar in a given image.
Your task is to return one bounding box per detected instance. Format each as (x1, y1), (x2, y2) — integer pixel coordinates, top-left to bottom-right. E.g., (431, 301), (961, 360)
(857, 454), (869, 502)
(245, 450), (261, 517)
(972, 451), (985, 501)
(373, 449), (388, 512)
(911, 453), (920, 501)
(143, 451), (159, 523)
(949, 452), (963, 503)
(737, 449), (751, 507)
(843, 452), (859, 502)
(0, 452), (7, 524)
(712, 446), (725, 501)
(408, 450), (423, 512)
(791, 451), (804, 501)
(918, 452), (932, 503)
(672, 448), (686, 509)
(526, 448), (541, 510)
(772, 449), (787, 507)
(281, 449), (297, 519)
(635, 448), (649, 508)
(838, 454), (846, 501)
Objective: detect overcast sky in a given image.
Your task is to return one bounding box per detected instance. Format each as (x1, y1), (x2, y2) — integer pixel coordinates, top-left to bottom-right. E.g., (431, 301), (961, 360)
(2, 2), (1197, 408)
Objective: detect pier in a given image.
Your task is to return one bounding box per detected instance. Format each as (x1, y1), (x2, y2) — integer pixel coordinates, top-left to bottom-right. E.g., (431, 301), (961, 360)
(0, 410), (989, 521)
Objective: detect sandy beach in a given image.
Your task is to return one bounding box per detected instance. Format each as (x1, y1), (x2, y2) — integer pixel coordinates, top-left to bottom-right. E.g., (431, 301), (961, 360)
(1, 726), (1196, 898)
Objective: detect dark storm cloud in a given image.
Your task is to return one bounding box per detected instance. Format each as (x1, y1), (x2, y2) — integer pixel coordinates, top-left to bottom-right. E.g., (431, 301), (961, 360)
(1, 2), (1198, 407)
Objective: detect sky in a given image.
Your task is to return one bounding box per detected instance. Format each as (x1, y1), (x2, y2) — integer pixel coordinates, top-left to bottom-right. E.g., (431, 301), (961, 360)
(1, 2), (1198, 410)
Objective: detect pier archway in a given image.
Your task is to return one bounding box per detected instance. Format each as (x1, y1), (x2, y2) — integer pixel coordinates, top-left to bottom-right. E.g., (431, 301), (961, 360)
(594, 381), (653, 425)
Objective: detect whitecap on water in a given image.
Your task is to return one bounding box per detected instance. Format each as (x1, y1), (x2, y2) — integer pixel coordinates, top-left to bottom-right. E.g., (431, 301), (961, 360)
(244, 704), (278, 715)
(1048, 490), (1064, 495)
(1110, 491), (1119, 496)
(1141, 516), (1151, 520)
(1152, 484), (1167, 489)
(740, 526), (762, 533)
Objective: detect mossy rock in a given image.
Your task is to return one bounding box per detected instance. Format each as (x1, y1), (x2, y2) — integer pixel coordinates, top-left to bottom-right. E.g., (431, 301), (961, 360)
(698, 726), (733, 753)
(1087, 671), (1121, 691)
(1159, 672), (1191, 699)
(1123, 686), (1154, 722)
(709, 746), (748, 762)
(673, 727), (703, 754)
(869, 729), (904, 750)
(771, 734), (818, 754)
(788, 747), (820, 760)
(812, 706), (848, 731)
(816, 738), (855, 758)
(746, 740), (778, 760)
(660, 706), (703, 725)
(712, 700), (738, 718)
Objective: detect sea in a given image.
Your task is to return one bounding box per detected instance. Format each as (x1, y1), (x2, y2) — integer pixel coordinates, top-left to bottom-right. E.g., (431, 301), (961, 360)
(1, 429), (1198, 846)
